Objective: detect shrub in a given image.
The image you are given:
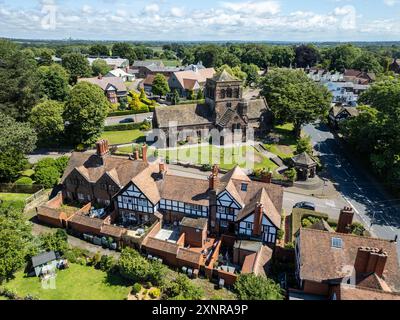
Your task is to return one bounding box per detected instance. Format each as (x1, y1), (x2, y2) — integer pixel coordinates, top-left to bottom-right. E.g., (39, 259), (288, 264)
(284, 242), (295, 249)
(149, 287), (161, 299)
(201, 164), (212, 172)
(162, 274), (204, 300)
(15, 177), (33, 185)
(132, 283), (142, 295)
(39, 229), (69, 254)
(147, 260), (168, 287)
(234, 274), (284, 300)
(277, 229), (284, 241)
(103, 122), (143, 132)
(117, 248), (150, 283)
(97, 255), (116, 272)
(89, 252), (102, 267)
(351, 222), (366, 236)
(34, 166), (60, 188)
(54, 156), (70, 175)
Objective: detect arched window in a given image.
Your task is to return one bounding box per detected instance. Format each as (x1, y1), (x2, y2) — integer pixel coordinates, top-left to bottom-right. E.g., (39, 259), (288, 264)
(220, 89), (226, 99)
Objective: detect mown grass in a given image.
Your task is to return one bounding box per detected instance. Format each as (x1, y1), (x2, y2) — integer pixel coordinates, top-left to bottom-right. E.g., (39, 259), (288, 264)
(100, 130), (145, 145)
(4, 264), (131, 300)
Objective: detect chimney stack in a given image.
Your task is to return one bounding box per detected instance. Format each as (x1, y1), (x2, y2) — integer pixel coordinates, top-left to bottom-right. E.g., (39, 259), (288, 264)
(142, 144), (148, 163)
(159, 162), (167, 178)
(261, 170), (272, 184)
(354, 247), (388, 278)
(337, 206), (354, 234)
(212, 164), (219, 176)
(253, 202), (264, 236)
(96, 140), (109, 157)
(98, 73), (103, 80)
(133, 149), (140, 161)
(209, 173), (218, 191)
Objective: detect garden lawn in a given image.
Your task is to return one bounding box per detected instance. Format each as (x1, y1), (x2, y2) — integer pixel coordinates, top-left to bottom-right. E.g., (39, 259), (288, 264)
(117, 144), (278, 171)
(4, 264), (131, 300)
(0, 193), (30, 202)
(100, 129), (145, 145)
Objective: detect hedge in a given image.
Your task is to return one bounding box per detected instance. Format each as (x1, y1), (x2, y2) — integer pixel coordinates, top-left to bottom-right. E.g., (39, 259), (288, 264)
(104, 122), (144, 131)
(177, 99), (205, 105)
(108, 110), (136, 117)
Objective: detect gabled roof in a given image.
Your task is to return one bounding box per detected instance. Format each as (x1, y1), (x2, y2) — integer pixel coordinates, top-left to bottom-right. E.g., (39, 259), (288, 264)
(221, 166), (251, 183)
(236, 187), (281, 228)
(61, 152), (148, 187)
(172, 68), (215, 89)
(131, 163), (161, 205)
(213, 69), (240, 82)
(32, 251), (57, 268)
(297, 228), (400, 292)
(338, 284), (400, 300)
(78, 76), (127, 92)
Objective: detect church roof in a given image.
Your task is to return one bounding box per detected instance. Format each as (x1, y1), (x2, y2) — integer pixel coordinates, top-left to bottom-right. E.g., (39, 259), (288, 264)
(213, 69), (240, 82)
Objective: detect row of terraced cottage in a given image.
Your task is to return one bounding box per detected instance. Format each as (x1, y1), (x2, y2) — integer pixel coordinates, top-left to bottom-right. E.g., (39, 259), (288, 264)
(37, 139), (283, 286)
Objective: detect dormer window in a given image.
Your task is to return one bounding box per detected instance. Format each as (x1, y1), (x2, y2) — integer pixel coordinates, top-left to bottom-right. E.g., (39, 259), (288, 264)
(241, 183), (248, 192)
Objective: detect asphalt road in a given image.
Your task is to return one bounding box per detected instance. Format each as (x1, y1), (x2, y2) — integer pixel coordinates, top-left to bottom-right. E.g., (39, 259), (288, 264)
(303, 122), (400, 255)
(105, 112), (153, 126)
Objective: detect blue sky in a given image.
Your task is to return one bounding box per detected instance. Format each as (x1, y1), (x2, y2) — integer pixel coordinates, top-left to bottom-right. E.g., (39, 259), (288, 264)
(0, 0), (400, 41)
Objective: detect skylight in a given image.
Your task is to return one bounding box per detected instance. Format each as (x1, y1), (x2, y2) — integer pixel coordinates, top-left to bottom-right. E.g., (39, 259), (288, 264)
(331, 237), (343, 249)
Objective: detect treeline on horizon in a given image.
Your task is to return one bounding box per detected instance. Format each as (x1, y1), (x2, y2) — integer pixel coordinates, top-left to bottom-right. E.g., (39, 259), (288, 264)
(5, 38), (400, 75)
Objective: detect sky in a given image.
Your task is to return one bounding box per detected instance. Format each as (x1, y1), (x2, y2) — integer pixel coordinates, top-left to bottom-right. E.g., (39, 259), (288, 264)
(0, 0), (400, 41)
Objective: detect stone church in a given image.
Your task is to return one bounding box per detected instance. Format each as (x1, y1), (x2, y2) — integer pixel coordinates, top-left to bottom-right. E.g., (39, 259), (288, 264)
(153, 70), (270, 145)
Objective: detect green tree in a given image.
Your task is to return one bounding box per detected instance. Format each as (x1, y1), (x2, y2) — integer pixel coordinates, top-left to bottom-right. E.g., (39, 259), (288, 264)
(0, 113), (36, 182)
(295, 136), (313, 155)
(217, 64), (246, 81)
(92, 59), (111, 76)
(152, 74), (170, 98)
(139, 88), (147, 100)
(39, 229), (68, 254)
(0, 205), (36, 283)
(295, 44), (320, 68)
(241, 63), (260, 86)
(234, 274), (284, 300)
(89, 44), (110, 56)
(38, 49), (55, 66)
(112, 43), (137, 63)
(196, 89), (204, 100)
(34, 165), (60, 188)
(0, 40), (42, 120)
(37, 64), (70, 101)
(162, 274), (204, 300)
(194, 45), (224, 68)
(171, 89), (180, 105)
(270, 46), (295, 67)
(284, 168), (298, 182)
(261, 69), (331, 137)
(62, 53), (92, 84)
(117, 247), (150, 282)
(352, 52), (383, 73)
(54, 156), (70, 175)
(63, 82), (109, 146)
(327, 44), (361, 72)
(29, 100), (65, 146)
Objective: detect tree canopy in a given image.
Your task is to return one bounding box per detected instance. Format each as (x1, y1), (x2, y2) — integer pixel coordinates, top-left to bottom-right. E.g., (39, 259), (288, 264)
(63, 82), (109, 146)
(261, 69), (331, 137)
(92, 59), (111, 76)
(152, 74), (170, 98)
(29, 100), (65, 146)
(62, 53), (92, 84)
(234, 274), (284, 300)
(37, 64), (70, 101)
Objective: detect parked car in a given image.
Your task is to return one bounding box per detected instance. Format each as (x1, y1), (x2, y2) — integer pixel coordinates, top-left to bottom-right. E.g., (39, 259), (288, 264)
(293, 201), (316, 211)
(119, 118), (135, 124)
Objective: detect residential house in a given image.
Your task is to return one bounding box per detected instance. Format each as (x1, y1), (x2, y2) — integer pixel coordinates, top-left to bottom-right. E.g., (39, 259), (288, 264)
(328, 105), (360, 128)
(168, 66), (216, 98)
(142, 74), (170, 94)
(294, 207), (400, 300)
(343, 69), (376, 85)
(87, 56), (130, 69)
(78, 75), (127, 104)
(131, 60), (183, 78)
(153, 70), (270, 145)
(106, 68), (135, 82)
(389, 59), (400, 74)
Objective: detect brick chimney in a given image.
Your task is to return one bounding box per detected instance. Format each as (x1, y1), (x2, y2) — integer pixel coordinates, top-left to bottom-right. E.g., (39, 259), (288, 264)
(142, 144), (148, 163)
(133, 149), (140, 161)
(159, 162), (167, 179)
(354, 247), (388, 278)
(209, 173), (218, 190)
(212, 164), (219, 176)
(96, 140), (109, 157)
(253, 203), (264, 236)
(336, 206), (354, 234)
(98, 73), (103, 80)
(261, 170), (272, 184)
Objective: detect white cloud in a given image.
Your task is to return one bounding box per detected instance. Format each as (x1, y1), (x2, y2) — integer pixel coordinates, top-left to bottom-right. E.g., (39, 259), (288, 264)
(144, 4), (160, 14)
(220, 0), (280, 15)
(171, 7), (185, 17)
(383, 0), (399, 6)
